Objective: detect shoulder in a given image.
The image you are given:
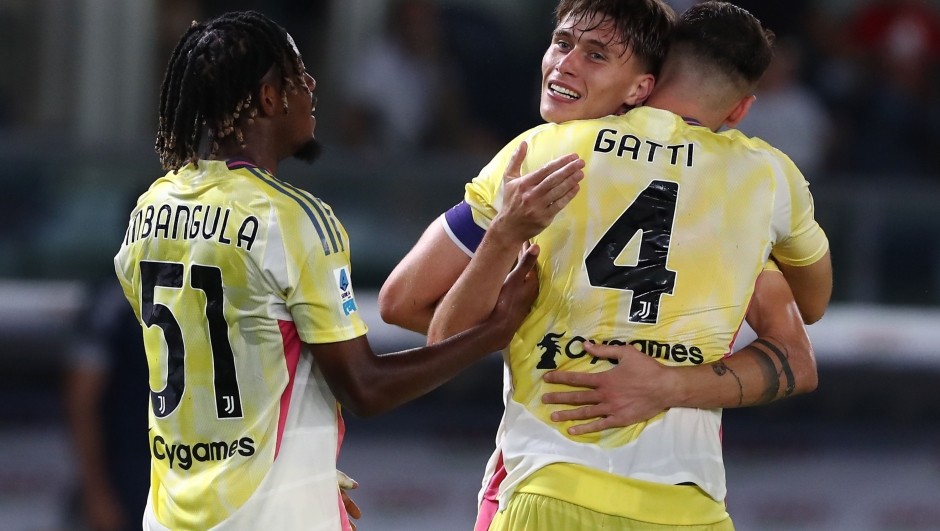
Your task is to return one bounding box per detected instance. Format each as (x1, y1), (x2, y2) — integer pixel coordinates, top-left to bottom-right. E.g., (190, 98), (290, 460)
(529, 117), (607, 139)
(716, 130), (801, 174)
(496, 123), (557, 154)
(719, 130), (788, 159)
(135, 167), (182, 206)
(250, 172), (347, 257)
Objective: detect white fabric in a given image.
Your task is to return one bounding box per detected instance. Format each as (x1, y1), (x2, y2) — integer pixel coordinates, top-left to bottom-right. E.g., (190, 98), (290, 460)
(143, 347), (344, 531)
(497, 398), (726, 509)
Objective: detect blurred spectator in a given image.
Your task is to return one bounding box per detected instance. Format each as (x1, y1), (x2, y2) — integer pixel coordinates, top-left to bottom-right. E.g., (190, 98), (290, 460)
(340, 0), (498, 154)
(851, 0), (940, 60)
(736, 40), (832, 179)
(843, 0), (940, 176)
(64, 281), (149, 531)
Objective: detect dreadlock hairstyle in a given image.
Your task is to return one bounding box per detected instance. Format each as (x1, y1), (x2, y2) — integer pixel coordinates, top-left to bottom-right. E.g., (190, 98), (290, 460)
(156, 11), (308, 171)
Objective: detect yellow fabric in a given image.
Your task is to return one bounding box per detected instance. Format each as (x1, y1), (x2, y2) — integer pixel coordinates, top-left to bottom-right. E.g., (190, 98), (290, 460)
(763, 259), (781, 273)
(114, 161), (367, 530)
(517, 464), (728, 526)
(464, 107), (829, 448)
(490, 492), (735, 531)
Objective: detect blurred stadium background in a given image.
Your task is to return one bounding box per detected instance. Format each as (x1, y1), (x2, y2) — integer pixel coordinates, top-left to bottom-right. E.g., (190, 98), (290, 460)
(2, 0), (940, 529)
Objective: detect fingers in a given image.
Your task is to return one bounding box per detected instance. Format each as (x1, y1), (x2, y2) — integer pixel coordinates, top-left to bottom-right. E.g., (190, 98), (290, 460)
(510, 243), (540, 279)
(568, 416), (620, 436)
(551, 404), (607, 422)
(504, 141), (528, 182)
(337, 470), (358, 490)
(342, 490), (362, 519)
(582, 342), (632, 360)
(542, 369), (600, 388)
(525, 153), (580, 185)
(543, 390), (600, 407)
(517, 241), (531, 265)
(547, 183), (580, 216)
(533, 159), (584, 202)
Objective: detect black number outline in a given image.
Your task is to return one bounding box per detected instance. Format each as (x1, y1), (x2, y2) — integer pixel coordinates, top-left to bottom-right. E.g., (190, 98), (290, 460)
(191, 264), (244, 419)
(584, 179), (680, 324)
(140, 261), (243, 419)
(140, 261), (186, 418)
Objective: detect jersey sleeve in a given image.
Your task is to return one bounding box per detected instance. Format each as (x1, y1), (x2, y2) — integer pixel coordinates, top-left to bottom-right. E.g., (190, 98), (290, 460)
(270, 198), (368, 345)
(768, 152), (830, 267)
(464, 129), (541, 231)
(441, 201), (485, 256)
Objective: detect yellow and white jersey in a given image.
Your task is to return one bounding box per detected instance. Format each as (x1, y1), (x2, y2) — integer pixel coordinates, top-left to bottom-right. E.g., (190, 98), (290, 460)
(114, 160), (367, 531)
(444, 107), (828, 523)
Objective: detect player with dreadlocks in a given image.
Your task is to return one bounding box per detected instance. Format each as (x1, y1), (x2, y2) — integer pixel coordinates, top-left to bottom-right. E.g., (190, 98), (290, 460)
(115, 11), (540, 531)
(155, 11), (320, 171)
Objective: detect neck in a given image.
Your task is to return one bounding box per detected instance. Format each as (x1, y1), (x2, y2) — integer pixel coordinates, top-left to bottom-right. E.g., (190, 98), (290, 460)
(213, 129), (281, 175)
(645, 89), (724, 132)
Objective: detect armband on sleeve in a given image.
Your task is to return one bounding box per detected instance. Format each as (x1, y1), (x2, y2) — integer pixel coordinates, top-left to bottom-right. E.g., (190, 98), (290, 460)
(441, 201), (485, 256)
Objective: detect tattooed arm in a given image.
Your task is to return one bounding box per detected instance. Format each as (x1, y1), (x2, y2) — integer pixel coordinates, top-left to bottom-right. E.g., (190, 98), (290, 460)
(702, 268), (817, 407)
(542, 268), (818, 435)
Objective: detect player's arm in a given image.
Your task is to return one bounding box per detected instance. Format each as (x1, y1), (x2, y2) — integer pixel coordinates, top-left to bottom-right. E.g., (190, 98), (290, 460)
(427, 143), (583, 344)
(543, 268), (817, 434)
(378, 223), (471, 335)
(777, 250), (832, 325)
(380, 142), (582, 336)
(310, 249), (539, 418)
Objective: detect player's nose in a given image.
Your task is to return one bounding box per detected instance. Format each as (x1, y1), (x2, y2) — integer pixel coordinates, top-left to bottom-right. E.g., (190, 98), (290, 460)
(555, 49), (579, 76)
(304, 73), (316, 92)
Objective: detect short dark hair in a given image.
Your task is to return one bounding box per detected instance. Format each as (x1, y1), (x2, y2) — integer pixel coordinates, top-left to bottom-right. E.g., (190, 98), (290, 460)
(555, 0), (675, 75)
(156, 11), (306, 171)
(670, 1), (774, 87)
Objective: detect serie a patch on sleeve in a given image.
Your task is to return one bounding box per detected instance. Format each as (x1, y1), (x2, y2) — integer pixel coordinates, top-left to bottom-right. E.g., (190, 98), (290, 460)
(333, 266), (358, 316)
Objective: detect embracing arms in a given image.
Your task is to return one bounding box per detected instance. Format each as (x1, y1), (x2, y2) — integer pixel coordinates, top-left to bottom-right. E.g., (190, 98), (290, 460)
(543, 267), (818, 434)
(380, 143), (583, 337)
(310, 248), (539, 418)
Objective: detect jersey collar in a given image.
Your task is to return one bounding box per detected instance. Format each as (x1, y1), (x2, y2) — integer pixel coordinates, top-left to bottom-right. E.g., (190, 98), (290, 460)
(226, 158), (272, 174)
(682, 117), (705, 127)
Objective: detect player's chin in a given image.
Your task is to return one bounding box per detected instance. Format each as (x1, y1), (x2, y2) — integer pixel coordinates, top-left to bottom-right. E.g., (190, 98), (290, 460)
(293, 137), (322, 164)
(540, 101), (577, 124)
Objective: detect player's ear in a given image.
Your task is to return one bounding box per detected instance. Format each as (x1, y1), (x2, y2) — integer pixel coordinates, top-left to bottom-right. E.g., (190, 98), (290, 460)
(257, 82), (280, 117)
(624, 73), (655, 107)
(256, 66), (283, 118)
(724, 95), (756, 129)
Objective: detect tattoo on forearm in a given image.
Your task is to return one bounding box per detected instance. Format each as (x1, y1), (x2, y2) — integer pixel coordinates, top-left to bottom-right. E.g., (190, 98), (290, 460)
(712, 361), (744, 406)
(750, 346), (780, 405)
(755, 338), (796, 397)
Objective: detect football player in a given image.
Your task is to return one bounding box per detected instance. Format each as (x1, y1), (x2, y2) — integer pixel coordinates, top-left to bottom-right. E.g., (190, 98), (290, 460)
(114, 12), (539, 531)
(382, 1), (831, 530)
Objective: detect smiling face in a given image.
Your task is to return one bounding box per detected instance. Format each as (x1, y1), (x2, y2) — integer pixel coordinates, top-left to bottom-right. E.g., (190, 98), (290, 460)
(540, 12), (653, 124)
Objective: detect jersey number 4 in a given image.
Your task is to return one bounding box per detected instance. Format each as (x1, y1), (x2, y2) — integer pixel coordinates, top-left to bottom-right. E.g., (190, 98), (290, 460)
(140, 261), (243, 419)
(585, 180), (679, 324)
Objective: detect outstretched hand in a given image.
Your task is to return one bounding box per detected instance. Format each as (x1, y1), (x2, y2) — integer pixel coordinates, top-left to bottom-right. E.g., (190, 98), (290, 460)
(488, 243), (541, 346)
(490, 141), (584, 244)
(541, 342), (679, 435)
